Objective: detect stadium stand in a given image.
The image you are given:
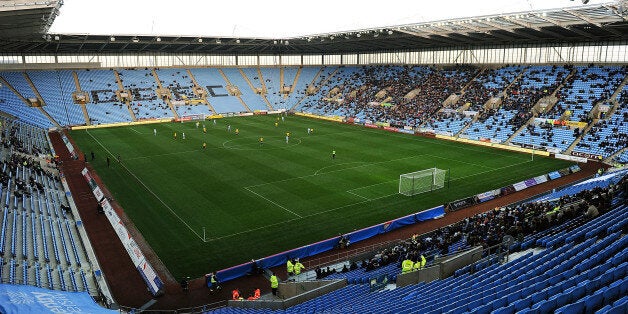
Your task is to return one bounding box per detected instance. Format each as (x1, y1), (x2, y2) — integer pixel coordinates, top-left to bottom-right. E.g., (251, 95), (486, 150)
(75, 70), (132, 124)
(26, 71), (86, 126)
(0, 118), (98, 295)
(190, 68), (247, 113)
(465, 65), (569, 143)
(117, 68), (173, 120)
(154, 68), (213, 117)
(259, 67), (286, 110)
(574, 87), (628, 158)
(221, 68), (269, 112)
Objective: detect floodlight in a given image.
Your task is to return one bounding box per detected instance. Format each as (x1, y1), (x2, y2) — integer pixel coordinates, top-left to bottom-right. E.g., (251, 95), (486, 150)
(156, 37), (161, 42)
(110, 36), (115, 42)
(235, 39), (240, 43)
(198, 38), (203, 43)
(54, 35), (59, 41)
(132, 37), (139, 43)
(216, 39), (221, 44)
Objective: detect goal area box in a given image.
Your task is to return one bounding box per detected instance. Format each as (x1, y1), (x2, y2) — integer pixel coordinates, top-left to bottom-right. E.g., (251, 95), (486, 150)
(399, 168), (448, 196)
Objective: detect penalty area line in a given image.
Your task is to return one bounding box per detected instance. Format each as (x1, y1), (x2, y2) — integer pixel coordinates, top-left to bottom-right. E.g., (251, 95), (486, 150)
(244, 186), (302, 218)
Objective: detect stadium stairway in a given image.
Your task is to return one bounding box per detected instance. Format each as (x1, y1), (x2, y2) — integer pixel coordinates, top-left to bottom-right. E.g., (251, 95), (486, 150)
(206, 204), (628, 314)
(460, 67), (486, 93)
(0, 74), (60, 128)
(70, 71), (92, 125)
(504, 96), (560, 145)
(290, 67), (302, 96)
(606, 147), (628, 164)
(150, 69), (180, 119)
(238, 68), (274, 111)
(112, 70), (138, 121)
(564, 118), (598, 155)
(291, 67), (340, 111)
(218, 68), (252, 112)
(503, 67), (575, 146)
(502, 66), (528, 94)
(186, 69), (218, 114)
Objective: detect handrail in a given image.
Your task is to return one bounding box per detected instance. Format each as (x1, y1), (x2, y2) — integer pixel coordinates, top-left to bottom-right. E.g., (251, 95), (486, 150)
(303, 239), (399, 270)
(118, 300), (227, 314)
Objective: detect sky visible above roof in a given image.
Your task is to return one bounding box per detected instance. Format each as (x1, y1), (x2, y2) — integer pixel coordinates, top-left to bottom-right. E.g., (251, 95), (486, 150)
(49, 0), (610, 38)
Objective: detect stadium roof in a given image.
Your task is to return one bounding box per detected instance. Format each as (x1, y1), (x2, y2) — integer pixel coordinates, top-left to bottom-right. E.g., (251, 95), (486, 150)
(0, 0), (61, 38)
(0, 1), (627, 55)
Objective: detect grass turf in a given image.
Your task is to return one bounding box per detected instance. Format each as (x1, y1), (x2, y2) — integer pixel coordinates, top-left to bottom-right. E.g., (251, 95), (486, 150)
(69, 115), (572, 279)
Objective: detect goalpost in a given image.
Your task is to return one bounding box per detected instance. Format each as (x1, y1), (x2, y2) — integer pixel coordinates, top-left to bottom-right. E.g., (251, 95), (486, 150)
(399, 168), (448, 196)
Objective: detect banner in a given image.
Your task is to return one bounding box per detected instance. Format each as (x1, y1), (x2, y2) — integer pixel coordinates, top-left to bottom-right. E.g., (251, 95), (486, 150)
(364, 123), (379, 129)
(556, 154), (588, 163)
(548, 171), (562, 180)
(476, 189), (500, 203)
(534, 174), (548, 184)
(80, 168), (104, 201)
(513, 181), (528, 191)
(397, 128), (415, 135)
(0, 284), (116, 314)
(83, 167), (164, 296)
(446, 196), (477, 212)
(383, 126), (399, 133)
(100, 198), (164, 296)
(571, 151), (601, 160)
(524, 178), (538, 188)
(500, 185), (516, 196)
(60, 134), (77, 159)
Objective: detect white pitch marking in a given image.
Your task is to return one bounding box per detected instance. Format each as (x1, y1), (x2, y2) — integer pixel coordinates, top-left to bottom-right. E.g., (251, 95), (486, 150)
(86, 130), (207, 242)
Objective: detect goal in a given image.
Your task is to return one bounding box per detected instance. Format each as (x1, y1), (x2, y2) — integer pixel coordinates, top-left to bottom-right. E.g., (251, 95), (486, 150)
(399, 168), (448, 196)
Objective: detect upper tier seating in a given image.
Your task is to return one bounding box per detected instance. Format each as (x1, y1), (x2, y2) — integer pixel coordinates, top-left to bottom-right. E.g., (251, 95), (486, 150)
(75, 70), (131, 125)
(574, 87), (628, 158)
(27, 71), (85, 126)
(117, 69), (173, 120)
(189, 68), (247, 113)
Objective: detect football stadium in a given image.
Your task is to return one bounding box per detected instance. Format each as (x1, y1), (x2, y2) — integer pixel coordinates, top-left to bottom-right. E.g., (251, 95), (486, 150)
(0, 0), (627, 312)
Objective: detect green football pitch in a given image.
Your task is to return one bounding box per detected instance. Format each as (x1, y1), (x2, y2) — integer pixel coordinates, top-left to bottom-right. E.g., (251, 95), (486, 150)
(69, 115), (571, 279)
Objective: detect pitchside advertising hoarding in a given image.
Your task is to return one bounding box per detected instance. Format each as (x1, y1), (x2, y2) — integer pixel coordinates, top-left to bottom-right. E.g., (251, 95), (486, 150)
(60, 134), (78, 159)
(81, 168), (164, 296)
(80, 168), (104, 201)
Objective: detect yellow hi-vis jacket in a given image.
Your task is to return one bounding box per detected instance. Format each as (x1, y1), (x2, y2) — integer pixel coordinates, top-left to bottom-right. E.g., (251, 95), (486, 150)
(294, 262), (305, 275)
(402, 259), (414, 273)
(286, 260), (294, 273)
(270, 275), (278, 288)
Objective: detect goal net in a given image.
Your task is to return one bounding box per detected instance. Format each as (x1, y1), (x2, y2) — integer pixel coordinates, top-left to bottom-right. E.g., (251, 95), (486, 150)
(399, 168), (448, 196)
